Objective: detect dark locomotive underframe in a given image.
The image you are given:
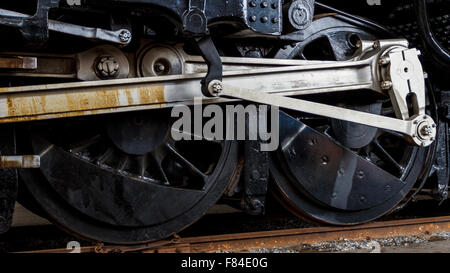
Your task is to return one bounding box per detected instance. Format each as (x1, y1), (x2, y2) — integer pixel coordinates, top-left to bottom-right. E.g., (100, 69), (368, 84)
(0, 0), (449, 243)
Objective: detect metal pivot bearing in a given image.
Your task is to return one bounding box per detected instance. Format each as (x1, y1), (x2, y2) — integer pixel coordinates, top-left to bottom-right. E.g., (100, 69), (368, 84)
(207, 80), (224, 96)
(411, 115), (437, 147)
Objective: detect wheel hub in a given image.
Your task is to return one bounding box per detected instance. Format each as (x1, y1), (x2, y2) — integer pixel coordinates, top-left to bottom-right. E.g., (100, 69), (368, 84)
(106, 112), (170, 155)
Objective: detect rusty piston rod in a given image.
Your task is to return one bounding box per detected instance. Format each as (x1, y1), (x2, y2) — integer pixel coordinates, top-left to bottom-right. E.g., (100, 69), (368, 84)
(0, 155), (40, 169)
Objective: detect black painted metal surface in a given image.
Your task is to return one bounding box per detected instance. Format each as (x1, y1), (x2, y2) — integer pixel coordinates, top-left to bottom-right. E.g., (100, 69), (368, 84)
(75, 0), (283, 35)
(278, 112), (405, 212)
(271, 111), (433, 225)
(0, 0), (59, 43)
(243, 140), (269, 216)
(0, 125), (17, 234)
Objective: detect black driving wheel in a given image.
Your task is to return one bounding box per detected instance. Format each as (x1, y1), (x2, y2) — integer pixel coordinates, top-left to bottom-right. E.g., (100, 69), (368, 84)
(17, 109), (238, 244)
(270, 15), (436, 225)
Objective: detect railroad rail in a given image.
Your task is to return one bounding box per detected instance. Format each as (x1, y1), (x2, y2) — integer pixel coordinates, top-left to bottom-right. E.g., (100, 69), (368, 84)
(17, 215), (450, 253)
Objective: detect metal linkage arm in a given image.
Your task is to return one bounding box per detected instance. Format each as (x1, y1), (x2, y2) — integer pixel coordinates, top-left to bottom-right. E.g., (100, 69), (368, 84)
(219, 84), (436, 147)
(0, 8), (132, 45)
(208, 40), (437, 147)
(0, 40), (436, 147)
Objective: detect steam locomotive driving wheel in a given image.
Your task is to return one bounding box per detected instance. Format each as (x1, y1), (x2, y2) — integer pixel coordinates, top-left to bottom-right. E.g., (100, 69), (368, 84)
(270, 15), (436, 225)
(18, 111), (238, 244)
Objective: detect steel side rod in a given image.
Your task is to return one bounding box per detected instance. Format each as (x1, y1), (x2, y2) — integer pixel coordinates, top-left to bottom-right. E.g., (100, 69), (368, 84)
(220, 84), (435, 147)
(0, 60), (375, 123)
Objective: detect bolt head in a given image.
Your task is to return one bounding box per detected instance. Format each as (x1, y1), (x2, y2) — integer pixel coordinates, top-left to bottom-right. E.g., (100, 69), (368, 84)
(207, 80), (223, 96)
(119, 30), (132, 42)
(96, 56), (120, 79)
(381, 81), (393, 90)
(379, 56), (391, 66)
(421, 125), (433, 136)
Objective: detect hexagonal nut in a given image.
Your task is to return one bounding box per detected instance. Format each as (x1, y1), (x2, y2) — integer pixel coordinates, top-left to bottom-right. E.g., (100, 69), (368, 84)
(95, 56), (120, 79)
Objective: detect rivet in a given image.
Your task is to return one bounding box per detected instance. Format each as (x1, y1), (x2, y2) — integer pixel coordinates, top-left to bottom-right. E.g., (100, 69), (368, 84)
(321, 156), (329, 165)
(261, 16), (269, 23)
(381, 81), (393, 90)
(249, 15), (257, 22)
(373, 41), (380, 49)
(378, 56), (391, 65)
(358, 171), (365, 179)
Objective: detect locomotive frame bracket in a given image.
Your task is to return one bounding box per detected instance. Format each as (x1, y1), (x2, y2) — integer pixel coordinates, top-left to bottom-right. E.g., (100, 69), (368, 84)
(0, 7), (132, 46)
(97, 0), (284, 36)
(243, 125), (269, 216)
(0, 0), (59, 43)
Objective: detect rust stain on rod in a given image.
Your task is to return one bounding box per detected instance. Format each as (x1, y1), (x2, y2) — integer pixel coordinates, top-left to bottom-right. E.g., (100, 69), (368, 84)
(3, 85), (166, 121)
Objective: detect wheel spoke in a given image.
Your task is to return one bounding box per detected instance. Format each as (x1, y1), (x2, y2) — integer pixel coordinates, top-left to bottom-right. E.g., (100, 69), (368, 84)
(94, 147), (114, 165)
(117, 155), (129, 172)
(165, 143), (207, 179)
(68, 134), (102, 153)
(150, 148), (170, 185)
(137, 155), (147, 177)
(372, 140), (404, 174)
